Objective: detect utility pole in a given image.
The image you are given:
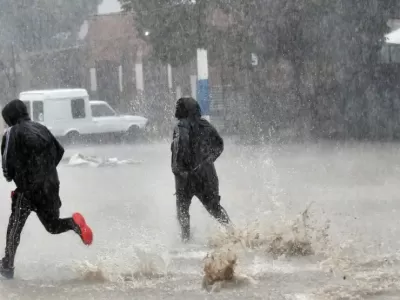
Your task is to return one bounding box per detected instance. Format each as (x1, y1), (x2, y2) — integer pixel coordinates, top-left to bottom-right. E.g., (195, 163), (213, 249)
(196, 0), (210, 121)
(196, 49), (209, 121)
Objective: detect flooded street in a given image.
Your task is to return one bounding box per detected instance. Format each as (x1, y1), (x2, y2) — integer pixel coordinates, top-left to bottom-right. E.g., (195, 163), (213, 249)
(1, 140), (400, 299)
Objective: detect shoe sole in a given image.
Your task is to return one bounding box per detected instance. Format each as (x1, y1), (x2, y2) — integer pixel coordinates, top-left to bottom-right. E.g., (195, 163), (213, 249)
(72, 213), (93, 246)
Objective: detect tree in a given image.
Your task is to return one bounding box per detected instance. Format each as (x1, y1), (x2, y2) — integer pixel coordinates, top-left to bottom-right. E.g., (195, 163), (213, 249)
(120, 0), (243, 67)
(306, 0), (397, 138)
(0, 0), (101, 52)
(242, 0), (398, 139)
(121, 0), (400, 140)
(0, 0), (101, 101)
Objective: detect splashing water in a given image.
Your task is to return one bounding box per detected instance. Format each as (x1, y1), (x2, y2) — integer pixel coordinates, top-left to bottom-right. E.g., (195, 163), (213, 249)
(208, 202), (330, 258)
(202, 246), (257, 293)
(68, 200), (400, 299)
(202, 204), (400, 299)
(202, 247), (236, 290)
(73, 261), (108, 283)
(202, 202), (331, 291)
(72, 249), (170, 284)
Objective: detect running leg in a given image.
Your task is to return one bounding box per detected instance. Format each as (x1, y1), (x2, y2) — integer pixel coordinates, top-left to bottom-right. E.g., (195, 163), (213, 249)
(176, 193), (192, 242)
(1, 191), (31, 279)
(198, 193), (231, 225)
(36, 208), (93, 246)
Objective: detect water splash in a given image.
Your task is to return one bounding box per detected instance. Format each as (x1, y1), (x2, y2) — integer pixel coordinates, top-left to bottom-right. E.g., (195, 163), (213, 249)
(208, 202), (330, 258)
(73, 261), (108, 283)
(202, 246), (256, 292)
(72, 249), (170, 284)
(203, 202), (329, 291)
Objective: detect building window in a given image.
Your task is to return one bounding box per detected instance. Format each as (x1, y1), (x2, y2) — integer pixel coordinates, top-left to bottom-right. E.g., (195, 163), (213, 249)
(71, 98), (86, 119)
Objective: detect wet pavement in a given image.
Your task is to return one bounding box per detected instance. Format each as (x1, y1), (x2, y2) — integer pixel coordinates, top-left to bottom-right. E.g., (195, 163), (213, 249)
(1, 140), (400, 299)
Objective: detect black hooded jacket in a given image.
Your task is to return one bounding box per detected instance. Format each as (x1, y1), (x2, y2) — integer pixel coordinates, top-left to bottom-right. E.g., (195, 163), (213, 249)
(1, 99), (64, 192)
(171, 97), (224, 192)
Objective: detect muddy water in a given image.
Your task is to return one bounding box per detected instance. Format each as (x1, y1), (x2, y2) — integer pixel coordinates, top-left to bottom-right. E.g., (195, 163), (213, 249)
(0, 141), (399, 299)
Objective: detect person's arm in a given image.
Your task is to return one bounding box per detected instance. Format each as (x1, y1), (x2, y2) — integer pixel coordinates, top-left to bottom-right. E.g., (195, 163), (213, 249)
(208, 125), (224, 163)
(1, 127), (16, 182)
(52, 136), (65, 167)
(171, 120), (191, 176)
(192, 125), (224, 172)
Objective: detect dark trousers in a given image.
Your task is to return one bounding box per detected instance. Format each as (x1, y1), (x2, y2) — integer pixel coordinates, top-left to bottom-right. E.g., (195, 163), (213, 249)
(175, 175), (230, 240)
(3, 190), (75, 268)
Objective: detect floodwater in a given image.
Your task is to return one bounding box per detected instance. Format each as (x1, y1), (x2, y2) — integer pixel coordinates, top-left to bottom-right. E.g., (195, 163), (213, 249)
(1, 140), (400, 299)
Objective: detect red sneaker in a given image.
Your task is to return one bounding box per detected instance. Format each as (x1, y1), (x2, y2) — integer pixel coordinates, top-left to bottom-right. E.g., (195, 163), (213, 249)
(72, 213), (93, 246)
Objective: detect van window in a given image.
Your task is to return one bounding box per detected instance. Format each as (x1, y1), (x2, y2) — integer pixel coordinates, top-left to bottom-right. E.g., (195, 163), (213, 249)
(32, 101), (44, 122)
(91, 104), (116, 117)
(71, 98), (86, 119)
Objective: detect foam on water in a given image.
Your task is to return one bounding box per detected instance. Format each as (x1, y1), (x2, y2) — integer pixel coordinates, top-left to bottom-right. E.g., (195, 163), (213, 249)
(71, 248), (171, 284)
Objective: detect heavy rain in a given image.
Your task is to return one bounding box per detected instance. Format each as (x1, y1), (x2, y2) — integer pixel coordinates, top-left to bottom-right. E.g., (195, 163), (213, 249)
(0, 0), (400, 299)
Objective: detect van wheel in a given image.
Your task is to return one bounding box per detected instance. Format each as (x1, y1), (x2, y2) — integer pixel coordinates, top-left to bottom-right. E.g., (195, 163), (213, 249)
(124, 126), (140, 143)
(66, 131), (80, 145)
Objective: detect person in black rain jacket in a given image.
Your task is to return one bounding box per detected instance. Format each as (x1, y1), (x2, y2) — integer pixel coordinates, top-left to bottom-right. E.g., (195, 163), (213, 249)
(171, 97), (231, 242)
(0, 99), (93, 279)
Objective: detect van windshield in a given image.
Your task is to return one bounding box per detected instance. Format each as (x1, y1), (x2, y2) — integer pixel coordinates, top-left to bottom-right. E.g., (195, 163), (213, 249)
(91, 103), (116, 117)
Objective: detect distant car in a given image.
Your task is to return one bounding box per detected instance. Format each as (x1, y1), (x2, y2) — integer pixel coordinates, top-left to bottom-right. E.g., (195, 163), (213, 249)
(89, 100), (148, 139)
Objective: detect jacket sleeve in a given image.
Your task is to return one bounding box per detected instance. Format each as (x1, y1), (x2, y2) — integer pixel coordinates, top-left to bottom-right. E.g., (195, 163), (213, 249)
(49, 130), (64, 166)
(208, 125), (224, 162)
(1, 127), (16, 182)
(171, 120), (191, 175)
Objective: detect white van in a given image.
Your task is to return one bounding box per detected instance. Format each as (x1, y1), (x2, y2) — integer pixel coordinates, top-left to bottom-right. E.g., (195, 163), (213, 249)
(19, 89), (148, 142)
(19, 89), (95, 140)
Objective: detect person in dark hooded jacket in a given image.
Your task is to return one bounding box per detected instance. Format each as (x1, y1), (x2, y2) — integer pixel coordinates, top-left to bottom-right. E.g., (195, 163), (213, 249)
(0, 99), (93, 279)
(171, 97), (231, 242)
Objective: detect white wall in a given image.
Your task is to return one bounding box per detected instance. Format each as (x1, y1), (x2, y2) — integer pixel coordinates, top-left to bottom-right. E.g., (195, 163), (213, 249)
(386, 28), (400, 45)
(97, 0), (122, 15)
